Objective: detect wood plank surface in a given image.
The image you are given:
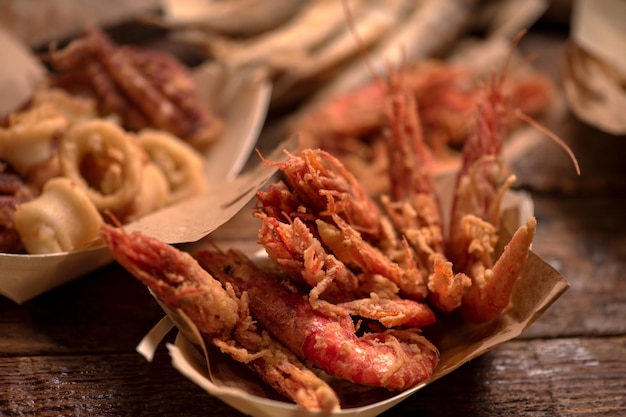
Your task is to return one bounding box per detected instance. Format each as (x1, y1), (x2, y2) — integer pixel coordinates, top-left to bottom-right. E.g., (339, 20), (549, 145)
(0, 263), (165, 356)
(384, 336), (626, 416)
(2, 336), (624, 416)
(523, 194), (626, 339)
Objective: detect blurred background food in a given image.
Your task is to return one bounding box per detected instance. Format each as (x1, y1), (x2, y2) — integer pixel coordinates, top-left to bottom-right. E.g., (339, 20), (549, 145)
(0, 0), (161, 47)
(0, 0), (581, 258)
(155, 0), (552, 109)
(2, 0), (623, 212)
(0, 0), (566, 108)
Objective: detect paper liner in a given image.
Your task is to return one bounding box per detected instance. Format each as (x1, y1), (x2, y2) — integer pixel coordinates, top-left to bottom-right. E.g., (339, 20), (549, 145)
(0, 28), (46, 116)
(0, 41), (276, 303)
(563, 0), (626, 135)
(570, 0), (626, 76)
(137, 176), (570, 416)
(0, 0), (161, 48)
(193, 62), (272, 181)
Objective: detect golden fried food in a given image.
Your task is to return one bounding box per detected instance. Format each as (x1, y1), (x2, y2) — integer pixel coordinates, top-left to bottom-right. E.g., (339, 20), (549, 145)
(137, 129), (207, 205)
(59, 119), (144, 212)
(14, 177), (103, 254)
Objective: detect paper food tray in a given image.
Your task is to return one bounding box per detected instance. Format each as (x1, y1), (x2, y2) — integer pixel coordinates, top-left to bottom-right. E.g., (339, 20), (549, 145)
(136, 176), (569, 416)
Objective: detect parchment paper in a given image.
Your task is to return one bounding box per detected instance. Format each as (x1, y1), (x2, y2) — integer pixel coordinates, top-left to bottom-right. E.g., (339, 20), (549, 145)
(0, 28), (46, 116)
(563, 0), (626, 135)
(0, 0), (161, 48)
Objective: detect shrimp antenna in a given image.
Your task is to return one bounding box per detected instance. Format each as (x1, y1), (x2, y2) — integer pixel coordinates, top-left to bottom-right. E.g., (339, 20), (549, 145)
(499, 29), (581, 176)
(498, 29), (528, 87)
(514, 109), (581, 175)
(341, 0), (388, 89)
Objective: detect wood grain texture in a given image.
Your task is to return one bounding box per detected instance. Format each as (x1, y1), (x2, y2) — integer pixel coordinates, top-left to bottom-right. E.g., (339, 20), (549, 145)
(1, 337), (624, 416)
(522, 194), (626, 339)
(382, 337), (626, 416)
(0, 263), (164, 356)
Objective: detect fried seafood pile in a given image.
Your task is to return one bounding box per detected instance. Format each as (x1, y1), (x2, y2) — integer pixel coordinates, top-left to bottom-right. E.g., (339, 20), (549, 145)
(0, 88), (207, 254)
(292, 58), (556, 196)
(101, 70), (539, 410)
(159, 0), (552, 111)
(161, 0), (556, 197)
(160, 0), (476, 106)
(0, 27), (221, 254)
(43, 27), (223, 151)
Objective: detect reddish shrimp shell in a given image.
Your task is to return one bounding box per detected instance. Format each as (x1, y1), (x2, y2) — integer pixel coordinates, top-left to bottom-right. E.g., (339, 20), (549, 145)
(100, 224), (341, 411)
(196, 248), (439, 391)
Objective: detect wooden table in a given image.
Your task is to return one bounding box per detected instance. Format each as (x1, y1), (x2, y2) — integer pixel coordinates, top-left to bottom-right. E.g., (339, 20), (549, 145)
(2, 18), (626, 417)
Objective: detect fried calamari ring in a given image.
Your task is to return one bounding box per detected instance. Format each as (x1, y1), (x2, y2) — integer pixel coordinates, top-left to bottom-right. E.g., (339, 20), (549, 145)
(59, 119), (143, 211)
(121, 162), (170, 223)
(0, 104), (67, 177)
(13, 177), (103, 254)
(137, 129), (207, 204)
(1, 89), (98, 191)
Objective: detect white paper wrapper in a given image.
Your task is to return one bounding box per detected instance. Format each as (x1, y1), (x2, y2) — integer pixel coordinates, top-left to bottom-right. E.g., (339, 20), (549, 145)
(137, 174), (569, 416)
(0, 39), (274, 303)
(563, 0), (626, 134)
(0, 28), (46, 116)
(570, 0), (626, 76)
(0, 0), (161, 48)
